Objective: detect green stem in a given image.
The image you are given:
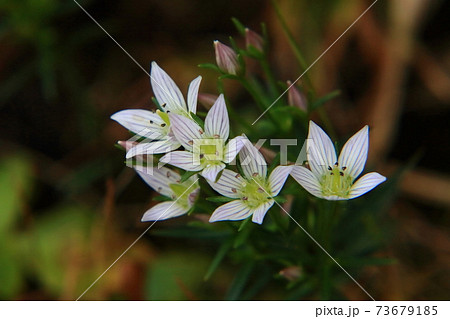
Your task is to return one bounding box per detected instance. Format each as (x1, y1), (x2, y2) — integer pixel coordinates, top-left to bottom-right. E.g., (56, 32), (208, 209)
(270, 0), (314, 94)
(239, 77), (278, 125)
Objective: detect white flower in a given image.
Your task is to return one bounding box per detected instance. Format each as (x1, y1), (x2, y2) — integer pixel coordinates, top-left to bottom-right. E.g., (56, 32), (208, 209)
(134, 165), (199, 221)
(291, 121), (386, 200)
(110, 62), (201, 157)
(208, 142), (292, 224)
(160, 94), (246, 181)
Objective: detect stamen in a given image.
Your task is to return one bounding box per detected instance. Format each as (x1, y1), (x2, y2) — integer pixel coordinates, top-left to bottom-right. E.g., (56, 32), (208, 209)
(161, 103), (166, 108)
(342, 166), (347, 171)
(166, 171), (171, 178)
(188, 140), (194, 145)
(199, 129), (204, 134)
(242, 196), (248, 200)
(334, 162), (338, 166)
(149, 120), (154, 124)
(339, 172), (344, 176)
(257, 187), (264, 193)
(161, 123), (166, 127)
(252, 172), (259, 177)
(213, 134), (220, 138)
(199, 154), (204, 159)
(328, 166), (332, 171)
(330, 172), (334, 175)
(235, 173), (241, 178)
(231, 188), (237, 193)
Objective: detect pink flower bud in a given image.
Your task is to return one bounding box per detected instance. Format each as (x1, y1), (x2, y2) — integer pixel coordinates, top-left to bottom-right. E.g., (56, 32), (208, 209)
(287, 80), (307, 111)
(214, 40), (240, 75)
(245, 28), (264, 52)
(198, 93), (219, 109)
(279, 266), (302, 281)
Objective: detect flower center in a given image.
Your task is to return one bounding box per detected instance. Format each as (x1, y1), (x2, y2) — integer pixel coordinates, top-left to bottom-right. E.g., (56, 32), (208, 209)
(320, 164), (353, 198)
(193, 137), (225, 167)
(240, 177), (271, 208)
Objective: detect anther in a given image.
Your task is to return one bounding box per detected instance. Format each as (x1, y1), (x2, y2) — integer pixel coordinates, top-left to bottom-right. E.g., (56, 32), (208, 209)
(188, 140), (194, 145)
(157, 187), (162, 192)
(334, 162), (338, 166)
(213, 134), (220, 138)
(328, 166), (332, 171)
(339, 172), (344, 176)
(330, 172), (334, 175)
(199, 129), (204, 134)
(342, 166), (347, 171)
(199, 154), (204, 159)
(235, 173), (241, 178)
(257, 187), (264, 193)
(252, 172), (259, 177)
(231, 188), (237, 193)
(166, 171), (171, 178)
(161, 103), (166, 108)
(161, 123), (166, 127)
(242, 196), (248, 200)
(149, 120), (154, 124)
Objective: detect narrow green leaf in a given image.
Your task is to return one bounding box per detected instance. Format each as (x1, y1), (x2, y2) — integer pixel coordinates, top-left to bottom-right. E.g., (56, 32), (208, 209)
(204, 240), (232, 281)
(180, 170), (198, 183)
(231, 17), (246, 35)
(206, 196), (235, 203)
(225, 262), (254, 300)
(310, 90), (341, 111)
(198, 63), (220, 72)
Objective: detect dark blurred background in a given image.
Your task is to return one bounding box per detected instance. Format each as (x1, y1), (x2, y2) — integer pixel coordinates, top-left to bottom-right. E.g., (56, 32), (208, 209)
(0, 0), (449, 300)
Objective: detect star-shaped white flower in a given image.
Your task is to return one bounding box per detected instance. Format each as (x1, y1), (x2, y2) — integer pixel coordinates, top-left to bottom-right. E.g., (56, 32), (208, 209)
(208, 142), (292, 224)
(291, 121), (386, 200)
(111, 62), (202, 156)
(160, 94), (246, 181)
(134, 165), (199, 221)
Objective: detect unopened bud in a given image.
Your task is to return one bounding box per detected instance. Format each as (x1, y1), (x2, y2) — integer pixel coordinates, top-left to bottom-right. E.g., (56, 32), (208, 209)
(118, 140), (138, 151)
(279, 266), (302, 281)
(245, 28), (264, 52)
(287, 81), (307, 111)
(214, 40), (240, 75)
(198, 93), (219, 109)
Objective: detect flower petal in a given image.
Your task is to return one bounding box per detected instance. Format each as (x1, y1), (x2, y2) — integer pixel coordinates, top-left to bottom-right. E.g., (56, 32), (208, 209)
(110, 109), (166, 138)
(268, 166), (293, 196)
(338, 125), (369, 179)
(187, 76), (202, 114)
(205, 94), (229, 140)
(169, 113), (203, 151)
(307, 121), (337, 177)
(348, 172), (386, 199)
(209, 200), (252, 222)
(207, 169), (244, 199)
(251, 199), (275, 224)
(239, 140), (267, 180)
(126, 138), (180, 158)
(141, 201), (187, 222)
(134, 165), (181, 198)
(223, 136), (246, 164)
(150, 62), (187, 113)
(290, 165), (323, 198)
(160, 151), (203, 171)
(201, 163), (226, 181)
